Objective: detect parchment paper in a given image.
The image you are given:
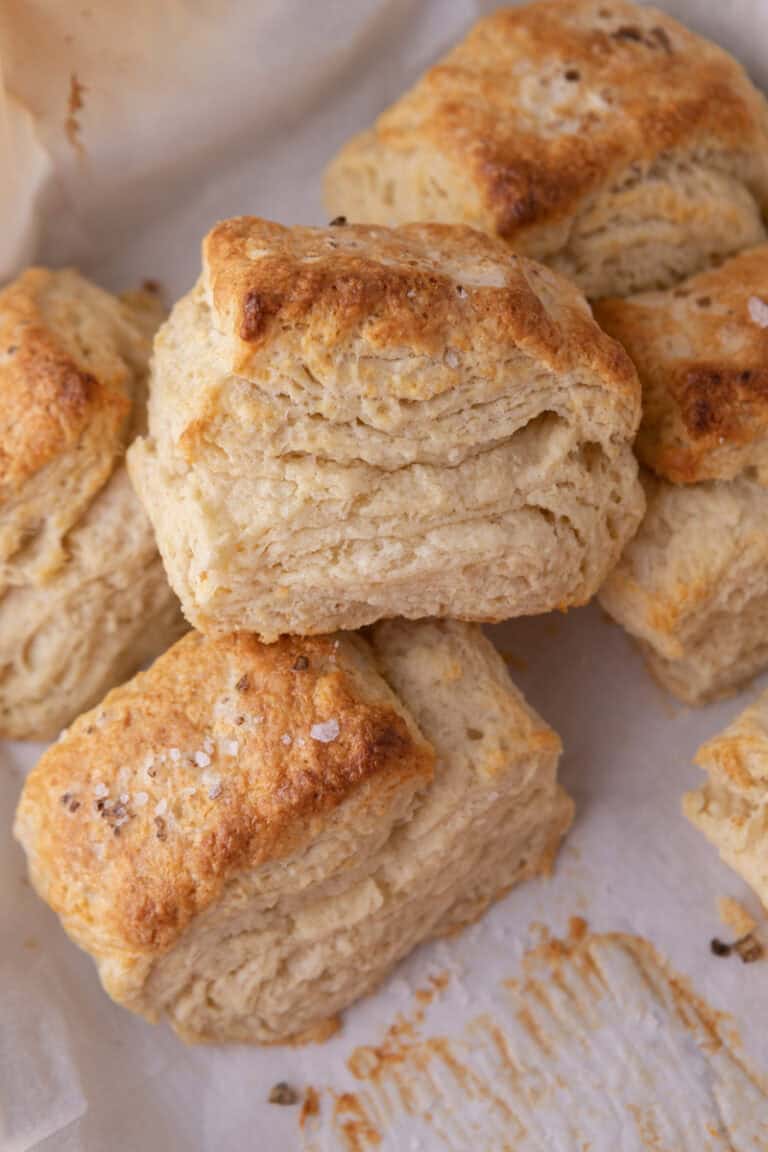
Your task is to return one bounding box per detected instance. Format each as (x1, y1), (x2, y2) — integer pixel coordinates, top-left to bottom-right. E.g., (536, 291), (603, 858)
(2, 3), (768, 1148)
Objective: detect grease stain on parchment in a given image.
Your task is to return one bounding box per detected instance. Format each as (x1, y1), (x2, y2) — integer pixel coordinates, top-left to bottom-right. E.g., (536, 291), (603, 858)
(300, 920), (768, 1151)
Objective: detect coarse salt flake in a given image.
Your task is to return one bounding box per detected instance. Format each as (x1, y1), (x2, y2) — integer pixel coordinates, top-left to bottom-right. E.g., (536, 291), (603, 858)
(207, 776), (222, 800)
(748, 295), (768, 328)
(281, 733), (292, 746)
(195, 750), (211, 768)
(310, 718), (340, 743)
(93, 782), (109, 799)
(224, 740), (239, 757)
(119, 793), (129, 805)
(133, 792), (149, 807)
(444, 348), (459, 368)
(203, 736), (214, 755)
(169, 748), (181, 762)
(154, 798), (168, 817)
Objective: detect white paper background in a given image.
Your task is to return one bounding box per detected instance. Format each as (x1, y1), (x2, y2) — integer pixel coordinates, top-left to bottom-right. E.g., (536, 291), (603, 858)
(2, 2), (768, 1148)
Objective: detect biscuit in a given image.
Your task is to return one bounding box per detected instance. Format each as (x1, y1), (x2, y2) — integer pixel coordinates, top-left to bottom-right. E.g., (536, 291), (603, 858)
(13, 620), (573, 1045)
(595, 245), (768, 484)
(685, 691), (768, 908)
(128, 216), (644, 641)
(599, 472), (768, 704)
(324, 0), (768, 299)
(0, 268), (184, 739)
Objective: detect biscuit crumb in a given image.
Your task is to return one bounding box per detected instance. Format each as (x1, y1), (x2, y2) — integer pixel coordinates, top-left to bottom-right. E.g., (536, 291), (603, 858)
(269, 1082), (299, 1106)
(718, 896), (756, 939)
(734, 934), (763, 964)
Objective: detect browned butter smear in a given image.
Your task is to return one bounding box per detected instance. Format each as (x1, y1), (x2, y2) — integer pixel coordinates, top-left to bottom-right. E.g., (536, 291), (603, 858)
(300, 919), (768, 1151)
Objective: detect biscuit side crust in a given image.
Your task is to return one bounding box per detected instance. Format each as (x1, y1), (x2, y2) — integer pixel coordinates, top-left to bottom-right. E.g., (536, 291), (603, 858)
(599, 472), (768, 703)
(595, 244), (768, 484)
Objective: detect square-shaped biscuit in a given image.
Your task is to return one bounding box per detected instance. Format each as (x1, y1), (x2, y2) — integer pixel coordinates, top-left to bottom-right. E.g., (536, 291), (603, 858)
(685, 691), (768, 908)
(599, 472), (768, 705)
(0, 268), (184, 739)
(595, 245), (768, 485)
(128, 216), (643, 641)
(324, 0), (768, 299)
(14, 620), (572, 1045)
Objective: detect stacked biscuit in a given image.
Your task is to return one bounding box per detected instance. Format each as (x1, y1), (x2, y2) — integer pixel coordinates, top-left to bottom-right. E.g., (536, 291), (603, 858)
(14, 217), (640, 1044)
(10, 0), (768, 1042)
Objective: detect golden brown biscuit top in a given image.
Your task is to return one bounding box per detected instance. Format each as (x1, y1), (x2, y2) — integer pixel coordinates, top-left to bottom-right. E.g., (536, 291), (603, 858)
(202, 215), (638, 405)
(0, 268), (161, 502)
(595, 245), (768, 483)
(14, 631), (434, 959)
(365, 0), (768, 242)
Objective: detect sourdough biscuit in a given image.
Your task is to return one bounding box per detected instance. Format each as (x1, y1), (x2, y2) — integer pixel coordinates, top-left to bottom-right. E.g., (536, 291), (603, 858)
(14, 620), (572, 1045)
(0, 268), (184, 739)
(324, 0), (768, 298)
(685, 692), (768, 908)
(128, 216), (644, 641)
(595, 245), (768, 484)
(599, 472), (768, 705)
